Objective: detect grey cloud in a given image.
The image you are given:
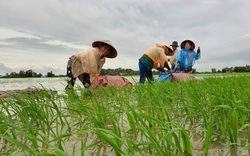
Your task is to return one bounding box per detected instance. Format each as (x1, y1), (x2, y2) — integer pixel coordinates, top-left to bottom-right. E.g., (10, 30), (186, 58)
(1, 37), (81, 55)
(0, 0), (250, 74)
(0, 63), (65, 76)
(0, 63), (13, 76)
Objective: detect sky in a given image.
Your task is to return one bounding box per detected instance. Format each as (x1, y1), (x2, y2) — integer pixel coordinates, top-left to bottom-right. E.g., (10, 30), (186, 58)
(1, 0), (250, 76)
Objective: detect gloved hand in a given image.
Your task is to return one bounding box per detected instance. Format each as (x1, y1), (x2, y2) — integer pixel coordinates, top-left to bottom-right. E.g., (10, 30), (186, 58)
(173, 63), (180, 73)
(197, 46), (201, 53)
(187, 66), (192, 72)
(165, 70), (173, 75)
(176, 63), (180, 69)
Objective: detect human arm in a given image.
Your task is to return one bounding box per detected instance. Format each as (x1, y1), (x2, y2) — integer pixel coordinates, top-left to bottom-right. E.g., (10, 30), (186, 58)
(195, 46), (201, 60)
(88, 49), (105, 81)
(173, 51), (181, 73)
(156, 61), (172, 74)
(175, 50), (181, 65)
(156, 47), (172, 73)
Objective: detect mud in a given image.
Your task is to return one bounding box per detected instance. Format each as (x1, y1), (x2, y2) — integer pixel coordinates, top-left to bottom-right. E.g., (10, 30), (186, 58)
(0, 87), (57, 99)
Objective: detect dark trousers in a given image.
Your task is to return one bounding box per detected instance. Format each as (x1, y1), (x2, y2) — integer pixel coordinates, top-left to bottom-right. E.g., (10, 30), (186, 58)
(65, 59), (91, 89)
(139, 61), (153, 83)
(171, 64), (175, 70)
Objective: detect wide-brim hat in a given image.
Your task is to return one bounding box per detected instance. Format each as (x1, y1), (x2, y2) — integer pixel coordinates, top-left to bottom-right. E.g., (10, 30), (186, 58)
(162, 43), (174, 56)
(180, 40), (195, 51)
(170, 41), (179, 47)
(92, 40), (117, 58)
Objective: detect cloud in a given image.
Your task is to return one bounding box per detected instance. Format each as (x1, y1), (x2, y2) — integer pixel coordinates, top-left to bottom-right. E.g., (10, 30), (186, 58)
(0, 63), (13, 76)
(0, 27), (40, 40)
(0, 0), (250, 75)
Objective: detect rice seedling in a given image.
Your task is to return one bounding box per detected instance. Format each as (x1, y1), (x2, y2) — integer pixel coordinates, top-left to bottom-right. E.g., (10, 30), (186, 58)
(0, 75), (249, 155)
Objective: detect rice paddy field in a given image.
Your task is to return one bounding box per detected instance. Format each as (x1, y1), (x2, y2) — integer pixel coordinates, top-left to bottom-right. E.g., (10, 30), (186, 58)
(0, 73), (250, 156)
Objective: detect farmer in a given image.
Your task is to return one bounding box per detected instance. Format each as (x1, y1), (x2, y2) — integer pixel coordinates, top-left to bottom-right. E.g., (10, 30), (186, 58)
(138, 43), (173, 83)
(65, 40), (117, 89)
(169, 41), (179, 70)
(174, 40), (201, 73)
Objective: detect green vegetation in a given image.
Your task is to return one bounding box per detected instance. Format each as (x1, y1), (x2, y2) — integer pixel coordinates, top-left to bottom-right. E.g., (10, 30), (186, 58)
(0, 75), (250, 155)
(0, 70), (61, 78)
(1, 64), (250, 78)
(2, 69), (43, 78)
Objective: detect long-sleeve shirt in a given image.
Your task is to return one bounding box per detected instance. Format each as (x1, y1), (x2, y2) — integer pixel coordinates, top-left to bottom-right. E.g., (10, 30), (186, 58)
(140, 45), (169, 70)
(156, 62), (171, 72)
(70, 47), (105, 82)
(169, 49), (178, 66)
(176, 49), (201, 71)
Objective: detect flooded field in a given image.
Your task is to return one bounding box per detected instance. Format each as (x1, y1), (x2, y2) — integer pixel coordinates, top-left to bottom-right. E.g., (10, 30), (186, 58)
(0, 75), (250, 155)
(0, 76), (139, 92)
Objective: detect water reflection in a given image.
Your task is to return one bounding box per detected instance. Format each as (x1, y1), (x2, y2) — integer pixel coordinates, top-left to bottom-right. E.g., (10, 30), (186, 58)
(0, 76), (139, 93)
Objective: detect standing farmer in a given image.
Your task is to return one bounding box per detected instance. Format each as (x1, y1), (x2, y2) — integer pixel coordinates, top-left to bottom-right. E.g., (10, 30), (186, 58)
(66, 40), (117, 89)
(138, 43), (173, 83)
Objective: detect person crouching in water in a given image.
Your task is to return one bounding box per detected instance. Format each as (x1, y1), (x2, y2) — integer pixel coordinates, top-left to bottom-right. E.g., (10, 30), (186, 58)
(175, 40), (201, 73)
(66, 40), (117, 89)
(138, 43), (174, 83)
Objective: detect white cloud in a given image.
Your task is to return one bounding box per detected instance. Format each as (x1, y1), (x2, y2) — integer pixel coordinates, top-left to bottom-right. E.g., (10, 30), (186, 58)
(44, 40), (89, 50)
(0, 27), (40, 40)
(0, 41), (13, 46)
(0, 0), (250, 75)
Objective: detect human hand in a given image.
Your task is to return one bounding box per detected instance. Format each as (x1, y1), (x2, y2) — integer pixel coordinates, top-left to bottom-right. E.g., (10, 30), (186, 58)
(188, 66), (192, 72)
(176, 63), (180, 69)
(197, 46), (201, 53)
(165, 70), (173, 75)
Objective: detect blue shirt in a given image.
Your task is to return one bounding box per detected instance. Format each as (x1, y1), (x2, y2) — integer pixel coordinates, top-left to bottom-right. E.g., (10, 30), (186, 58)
(176, 49), (201, 71)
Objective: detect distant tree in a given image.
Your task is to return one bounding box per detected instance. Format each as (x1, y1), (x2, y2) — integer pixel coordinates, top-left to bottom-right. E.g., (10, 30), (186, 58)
(37, 73), (43, 77)
(25, 69), (33, 77)
(46, 71), (55, 77)
(246, 65), (250, 72)
(191, 68), (196, 74)
(100, 68), (139, 76)
(19, 70), (25, 77)
(2, 64), (248, 78)
(211, 68), (216, 73)
(9, 72), (18, 78)
(222, 67), (233, 73)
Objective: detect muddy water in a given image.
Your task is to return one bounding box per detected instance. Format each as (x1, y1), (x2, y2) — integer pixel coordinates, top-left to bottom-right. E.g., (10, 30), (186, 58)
(0, 77), (68, 91)
(60, 113), (249, 156)
(187, 126), (249, 155)
(1, 77), (249, 155)
(0, 76), (139, 92)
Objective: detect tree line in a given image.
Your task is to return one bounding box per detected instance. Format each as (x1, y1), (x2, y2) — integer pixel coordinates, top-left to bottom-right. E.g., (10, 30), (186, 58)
(0, 70), (60, 78)
(211, 64), (250, 73)
(0, 68), (157, 78)
(1, 65), (249, 78)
